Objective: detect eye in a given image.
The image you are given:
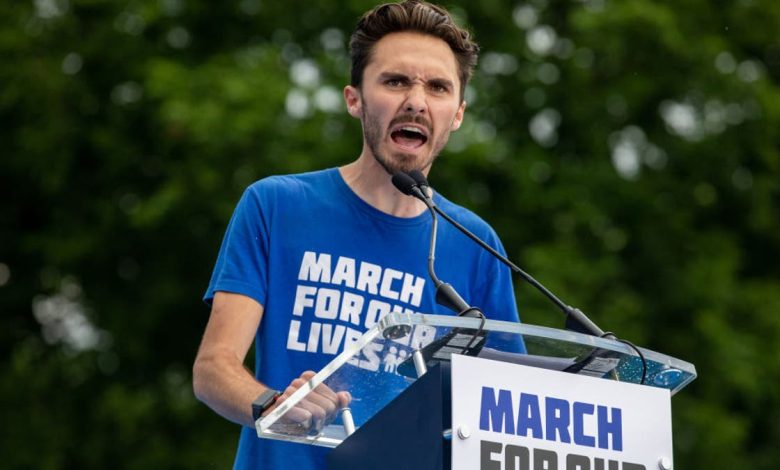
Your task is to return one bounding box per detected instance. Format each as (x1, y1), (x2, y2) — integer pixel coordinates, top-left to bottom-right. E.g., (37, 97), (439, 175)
(385, 77), (405, 87)
(429, 82), (451, 94)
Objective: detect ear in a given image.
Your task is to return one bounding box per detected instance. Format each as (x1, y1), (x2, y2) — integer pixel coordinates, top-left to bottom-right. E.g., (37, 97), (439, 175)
(343, 85), (362, 118)
(451, 100), (466, 131)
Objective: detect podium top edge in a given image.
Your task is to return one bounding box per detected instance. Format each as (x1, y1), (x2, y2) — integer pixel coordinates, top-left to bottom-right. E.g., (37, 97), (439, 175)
(379, 312), (697, 376)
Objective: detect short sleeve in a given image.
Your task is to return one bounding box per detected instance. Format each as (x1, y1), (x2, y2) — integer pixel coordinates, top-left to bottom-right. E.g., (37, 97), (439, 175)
(203, 184), (271, 308)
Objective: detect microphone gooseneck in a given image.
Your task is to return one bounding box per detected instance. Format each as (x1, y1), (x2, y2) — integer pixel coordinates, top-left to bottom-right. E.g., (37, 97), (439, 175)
(391, 171), (472, 315)
(402, 171), (610, 338)
(391, 172), (439, 287)
(397, 170), (647, 383)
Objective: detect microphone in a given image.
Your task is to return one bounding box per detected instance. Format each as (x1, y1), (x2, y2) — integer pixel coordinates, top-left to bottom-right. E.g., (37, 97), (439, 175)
(400, 171), (651, 384)
(391, 172), (473, 315)
(392, 171), (489, 379)
(405, 170), (609, 338)
(390, 172), (429, 206)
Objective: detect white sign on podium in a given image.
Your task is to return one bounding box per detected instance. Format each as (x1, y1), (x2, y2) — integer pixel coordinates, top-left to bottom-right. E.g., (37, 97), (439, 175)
(451, 354), (673, 470)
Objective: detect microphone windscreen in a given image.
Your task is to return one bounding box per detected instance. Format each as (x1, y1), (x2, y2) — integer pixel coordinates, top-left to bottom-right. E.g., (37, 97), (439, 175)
(391, 172), (417, 196)
(408, 170), (429, 187)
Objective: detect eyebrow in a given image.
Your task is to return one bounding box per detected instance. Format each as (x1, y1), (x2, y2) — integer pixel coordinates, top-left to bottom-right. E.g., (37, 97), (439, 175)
(378, 71), (455, 90)
(377, 71), (407, 81)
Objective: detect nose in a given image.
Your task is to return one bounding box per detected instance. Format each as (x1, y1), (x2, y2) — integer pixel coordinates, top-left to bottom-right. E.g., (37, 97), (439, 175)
(402, 85), (428, 115)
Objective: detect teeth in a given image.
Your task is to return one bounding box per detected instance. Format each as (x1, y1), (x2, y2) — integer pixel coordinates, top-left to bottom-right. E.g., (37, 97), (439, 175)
(400, 126), (424, 135)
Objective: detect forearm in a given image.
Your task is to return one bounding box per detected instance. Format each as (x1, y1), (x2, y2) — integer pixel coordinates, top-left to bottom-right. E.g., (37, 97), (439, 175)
(192, 346), (269, 428)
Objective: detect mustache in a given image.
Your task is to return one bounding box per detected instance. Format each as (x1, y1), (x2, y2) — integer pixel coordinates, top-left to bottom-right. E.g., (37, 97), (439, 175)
(388, 113), (432, 134)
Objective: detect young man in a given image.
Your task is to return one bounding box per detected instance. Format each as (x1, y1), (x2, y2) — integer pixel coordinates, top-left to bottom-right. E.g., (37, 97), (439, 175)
(193, 1), (521, 468)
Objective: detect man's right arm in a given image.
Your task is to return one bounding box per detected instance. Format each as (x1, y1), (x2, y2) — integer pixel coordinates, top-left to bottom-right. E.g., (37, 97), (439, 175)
(192, 291), (351, 430)
(192, 291), (268, 427)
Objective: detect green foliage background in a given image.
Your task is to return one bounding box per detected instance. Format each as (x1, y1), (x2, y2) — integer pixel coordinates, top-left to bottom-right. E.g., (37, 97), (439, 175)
(2, 0), (779, 467)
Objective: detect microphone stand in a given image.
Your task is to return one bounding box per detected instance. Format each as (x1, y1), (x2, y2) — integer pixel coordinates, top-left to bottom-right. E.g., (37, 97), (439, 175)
(407, 171), (610, 338)
(391, 172), (476, 317)
(405, 171), (648, 384)
(391, 172), (489, 378)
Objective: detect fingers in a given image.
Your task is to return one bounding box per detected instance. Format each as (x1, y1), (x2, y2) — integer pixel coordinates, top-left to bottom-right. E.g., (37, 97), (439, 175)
(299, 370), (316, 381)
(267, 371), (352, 435)
(293, 371), (344, 414)
(308, 383), (339, 417)
(336, 390), (352, 409)
(278, 405), (313, 429)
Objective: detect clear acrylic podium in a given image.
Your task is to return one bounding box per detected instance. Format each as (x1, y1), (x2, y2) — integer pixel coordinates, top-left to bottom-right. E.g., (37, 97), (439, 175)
(256, 312), (696, 467)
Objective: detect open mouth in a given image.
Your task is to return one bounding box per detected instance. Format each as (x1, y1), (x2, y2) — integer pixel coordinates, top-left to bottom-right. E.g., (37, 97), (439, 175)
(390, 125), (429, 149)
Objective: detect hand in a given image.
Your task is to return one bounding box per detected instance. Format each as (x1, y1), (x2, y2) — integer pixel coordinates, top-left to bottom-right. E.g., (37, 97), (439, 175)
(263, 370), (352, 436)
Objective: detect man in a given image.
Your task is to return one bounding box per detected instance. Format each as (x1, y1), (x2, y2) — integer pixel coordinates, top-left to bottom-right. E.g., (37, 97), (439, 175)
(193, 1), (521, 468)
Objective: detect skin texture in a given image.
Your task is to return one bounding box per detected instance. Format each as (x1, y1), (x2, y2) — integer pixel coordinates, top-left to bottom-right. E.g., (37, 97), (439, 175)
(345, 31), (465, 177)
(192, 31), (466, 430)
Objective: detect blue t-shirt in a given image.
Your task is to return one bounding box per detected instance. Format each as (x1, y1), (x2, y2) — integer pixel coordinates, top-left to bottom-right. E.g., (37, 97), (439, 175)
(204, 168), (520, 469)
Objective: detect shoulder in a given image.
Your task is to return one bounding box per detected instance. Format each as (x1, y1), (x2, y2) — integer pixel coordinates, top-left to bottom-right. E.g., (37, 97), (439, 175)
(240, 168), (339, 209)
(247, 168), (336, 197)
(433, 192), (500, 242)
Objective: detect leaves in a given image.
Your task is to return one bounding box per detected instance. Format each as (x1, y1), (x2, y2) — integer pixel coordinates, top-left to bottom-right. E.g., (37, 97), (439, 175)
(2, 0), (780, 467)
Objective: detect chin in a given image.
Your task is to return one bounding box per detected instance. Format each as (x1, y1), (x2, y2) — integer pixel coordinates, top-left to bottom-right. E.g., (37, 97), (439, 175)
(385, 152), (427, 174)
(370, 142), (436, 175)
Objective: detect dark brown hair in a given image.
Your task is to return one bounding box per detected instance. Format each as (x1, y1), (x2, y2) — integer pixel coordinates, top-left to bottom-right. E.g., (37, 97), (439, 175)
(349, 0), (479, 100)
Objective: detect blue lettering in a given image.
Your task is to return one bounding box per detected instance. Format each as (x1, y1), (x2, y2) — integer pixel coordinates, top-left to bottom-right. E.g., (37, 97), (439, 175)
(516, 393), (543, 439)
(597, 405), (623, 451)
(478, 387), (623, 453)
(480, 387), (515, 434)
(573, 401), (596, 447)
(545, 397), (571, 444)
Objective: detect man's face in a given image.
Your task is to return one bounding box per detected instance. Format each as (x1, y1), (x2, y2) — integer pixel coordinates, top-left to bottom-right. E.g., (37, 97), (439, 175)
(344, 31), (466, 175)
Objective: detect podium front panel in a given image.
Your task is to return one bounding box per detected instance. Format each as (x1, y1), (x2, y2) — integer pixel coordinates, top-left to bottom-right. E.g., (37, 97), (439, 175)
(451, 354), (673, 469)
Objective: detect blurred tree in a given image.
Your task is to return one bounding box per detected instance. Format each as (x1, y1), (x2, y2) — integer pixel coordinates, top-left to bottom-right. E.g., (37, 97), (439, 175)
(1, 0), (779, 468)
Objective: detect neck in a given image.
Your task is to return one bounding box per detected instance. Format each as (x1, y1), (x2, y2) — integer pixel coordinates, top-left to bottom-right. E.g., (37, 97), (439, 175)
(339, 151), (428, 218)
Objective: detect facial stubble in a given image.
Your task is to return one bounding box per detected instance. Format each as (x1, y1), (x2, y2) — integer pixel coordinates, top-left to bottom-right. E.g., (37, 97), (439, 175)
(360, 93), (456, 175)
